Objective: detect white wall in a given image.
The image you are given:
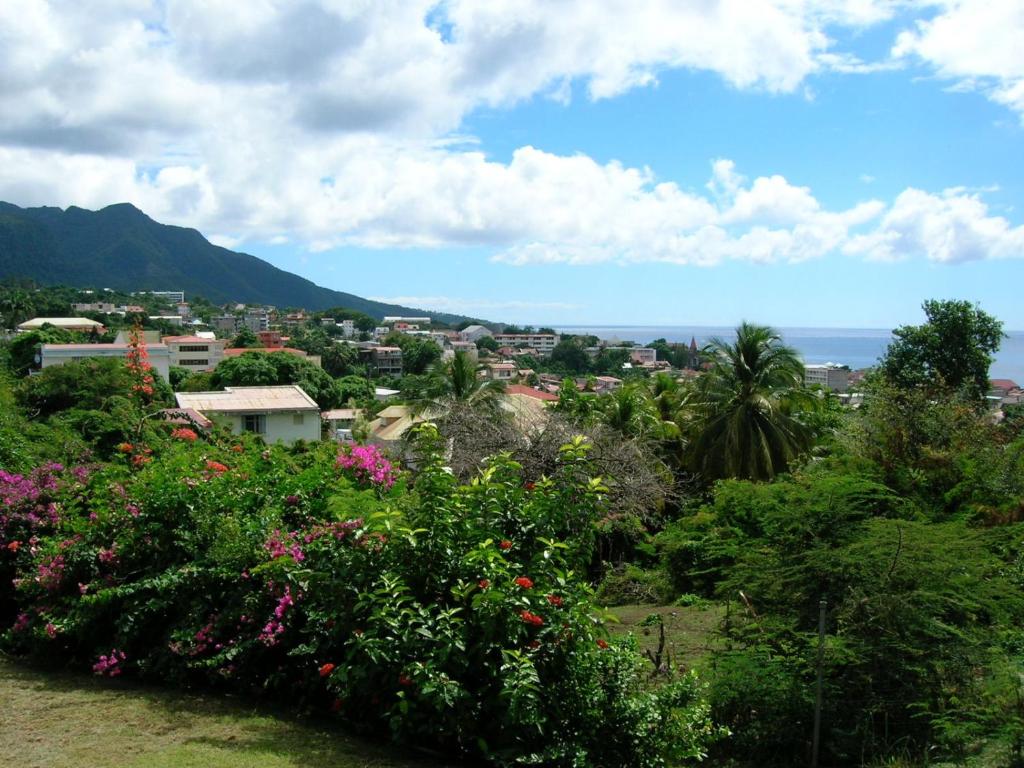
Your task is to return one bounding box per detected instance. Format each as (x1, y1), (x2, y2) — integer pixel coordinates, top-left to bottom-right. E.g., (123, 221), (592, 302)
(220, 411), (321, 444)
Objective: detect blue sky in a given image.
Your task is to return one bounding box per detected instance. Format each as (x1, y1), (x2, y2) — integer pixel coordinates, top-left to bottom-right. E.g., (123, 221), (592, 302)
(1, 2), (1022, 328)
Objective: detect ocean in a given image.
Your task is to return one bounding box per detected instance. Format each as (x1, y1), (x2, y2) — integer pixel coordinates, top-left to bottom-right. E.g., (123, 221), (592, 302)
(556, 326), (1024, 383)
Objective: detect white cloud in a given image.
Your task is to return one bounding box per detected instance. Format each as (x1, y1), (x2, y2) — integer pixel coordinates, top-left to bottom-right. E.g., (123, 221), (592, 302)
(892, 0), (1024, 119)
(0, 0), (1020, 272)
(844, 187), (1024, 263)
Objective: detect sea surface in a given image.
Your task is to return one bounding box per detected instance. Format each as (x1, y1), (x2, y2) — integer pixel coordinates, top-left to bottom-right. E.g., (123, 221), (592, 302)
(556, 326), (1024, 383)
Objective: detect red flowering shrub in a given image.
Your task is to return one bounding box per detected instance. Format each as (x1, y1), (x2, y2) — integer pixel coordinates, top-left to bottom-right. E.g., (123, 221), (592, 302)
(0, 426), (717, 767)
(171, 427), (198, 442)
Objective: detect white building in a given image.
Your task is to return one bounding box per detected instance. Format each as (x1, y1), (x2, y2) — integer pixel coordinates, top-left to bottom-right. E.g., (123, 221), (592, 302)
(72, 302), (116, 313)
(340, 319), (356, 338)
(459, 325), (492, 343)
(141, 290), (185, 304)
(383, 316), (431, 324)
(39, 343), (171, 381)
(174, 385), (321, 445)
(492, 333), (560, 355)
(163, 336), (227, 372)
(804, 364), (850, 393)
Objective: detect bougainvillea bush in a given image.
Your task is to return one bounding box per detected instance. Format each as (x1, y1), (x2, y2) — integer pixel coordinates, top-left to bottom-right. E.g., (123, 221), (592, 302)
(1, 424), (718, 766)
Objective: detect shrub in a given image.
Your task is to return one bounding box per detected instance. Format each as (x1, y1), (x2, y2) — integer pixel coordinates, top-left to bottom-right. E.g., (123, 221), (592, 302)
(1, 425), (718, 766)
(595, 564), (673, 606)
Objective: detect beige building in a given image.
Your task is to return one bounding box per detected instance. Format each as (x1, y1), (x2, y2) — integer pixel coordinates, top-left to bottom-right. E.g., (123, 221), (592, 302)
(174, 385), (321, 445)
(486, 362), (516, 381)
(164, 336), (227, 372)
(17, 317), (106, 334)
(492, 333), (559, 355)
(39, 343), (171, 380)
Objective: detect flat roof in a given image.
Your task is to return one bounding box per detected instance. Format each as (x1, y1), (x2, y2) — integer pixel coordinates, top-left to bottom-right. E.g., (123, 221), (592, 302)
(18, 317), (105, 328)
(162, 336), (225, 343)
(41, 343), (169, 352)
(175, 385), (319, 413)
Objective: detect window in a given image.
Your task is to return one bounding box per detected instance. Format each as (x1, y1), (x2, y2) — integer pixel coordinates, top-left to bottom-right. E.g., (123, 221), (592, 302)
(178, 345), (209, 352)
(242, 415), (266, 434)
(293, 413), (304, 425)
(179, 359), (209, 367)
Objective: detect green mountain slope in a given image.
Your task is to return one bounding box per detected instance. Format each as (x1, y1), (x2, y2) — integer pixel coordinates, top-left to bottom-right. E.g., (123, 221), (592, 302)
(0, 202), (474, 323)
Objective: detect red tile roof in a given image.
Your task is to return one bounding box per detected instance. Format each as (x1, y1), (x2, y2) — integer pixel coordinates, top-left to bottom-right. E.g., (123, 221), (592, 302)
(506, 384), (558, 401)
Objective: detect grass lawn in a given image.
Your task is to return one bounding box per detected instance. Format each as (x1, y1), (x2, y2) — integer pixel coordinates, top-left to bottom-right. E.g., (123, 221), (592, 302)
(0, 657), (444, 768)
(605, 603), (725, 670)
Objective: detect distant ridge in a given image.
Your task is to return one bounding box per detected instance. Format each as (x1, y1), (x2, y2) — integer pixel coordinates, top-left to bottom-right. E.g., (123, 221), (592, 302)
(0, 201), (477, 324)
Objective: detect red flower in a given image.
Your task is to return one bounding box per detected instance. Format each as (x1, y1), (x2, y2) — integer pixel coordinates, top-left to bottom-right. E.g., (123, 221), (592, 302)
(498, 539), (512, 550)
(231, 444), (244, 453)
(478, 579), (491, 589)
(527, 640), (540, 650)
(596, 638), (609, 650)
(205, 460), (229, 474)
(514, 576), (534, 589)
(525, 482), (535, 491)
(319, 663), (336, 677)
(131, 454), (151, 467)
(7, 541), (20, 552)
(171, 427), (198, 442)
(546, 594), (563, 607)
(117, 443), (134, 454)
(520, 610), (544, 627)
(398, 674), (413, 687)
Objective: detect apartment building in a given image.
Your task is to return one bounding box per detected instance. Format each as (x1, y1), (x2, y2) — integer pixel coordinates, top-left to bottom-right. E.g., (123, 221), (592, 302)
(71, 302), (116, 313)
(163, 336), (227, 372)
(39, 343), (171, 380)
(370, 346), (404, 377)
(492, 333), (560, 355)
(804, 364), (850, 393)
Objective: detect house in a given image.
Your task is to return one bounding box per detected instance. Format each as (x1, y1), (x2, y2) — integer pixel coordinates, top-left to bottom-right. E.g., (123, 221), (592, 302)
(486, 362), (516, 381)
(257, 330), (284, 348)
(804, 364), (850, 393)
(163, 336), (227, 372)
(989, 379), (1020, 397)
(459, 324), (492, 343)
(450, 340), (479, 358)
(39, 343), (171, 380)
(365, 405), (424, 447)
(501, 384), (558, 429)
(492, 333), (559, 355)
(174, 385), (321, 444)
(17, 317), (106, 334)
(322, 408), (364, 442)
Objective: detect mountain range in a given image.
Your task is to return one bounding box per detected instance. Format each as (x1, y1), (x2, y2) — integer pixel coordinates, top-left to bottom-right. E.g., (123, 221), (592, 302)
(0, 202), (476, 324)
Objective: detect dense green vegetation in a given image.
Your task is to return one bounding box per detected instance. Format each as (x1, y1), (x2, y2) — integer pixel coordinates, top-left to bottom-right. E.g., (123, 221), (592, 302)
(1, 298), (1022, 766)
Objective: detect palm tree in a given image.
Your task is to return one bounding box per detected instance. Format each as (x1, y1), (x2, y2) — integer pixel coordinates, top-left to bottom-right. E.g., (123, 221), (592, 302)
(600, 382), (658, 439)
(689, 322), (815, 481)
(413, 351), (506, 416)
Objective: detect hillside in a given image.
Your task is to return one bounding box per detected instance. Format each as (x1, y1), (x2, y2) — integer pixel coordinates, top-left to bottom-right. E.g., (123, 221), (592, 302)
(0, 202), (475, 324)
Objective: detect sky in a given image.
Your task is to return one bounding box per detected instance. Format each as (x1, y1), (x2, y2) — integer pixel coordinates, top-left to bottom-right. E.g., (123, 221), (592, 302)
(1, 1), (1023, 328)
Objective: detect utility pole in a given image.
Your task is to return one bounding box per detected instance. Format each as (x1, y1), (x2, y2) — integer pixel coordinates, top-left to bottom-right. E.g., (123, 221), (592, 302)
(812, 598), (827, 768)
